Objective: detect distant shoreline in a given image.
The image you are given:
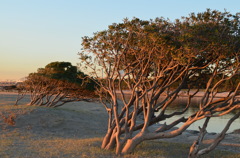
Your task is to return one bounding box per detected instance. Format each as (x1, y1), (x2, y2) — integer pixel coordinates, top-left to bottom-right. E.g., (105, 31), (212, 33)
(116, 90), (240, 98)
(1, 90), (239, 98)
(0, 91), (19, 95)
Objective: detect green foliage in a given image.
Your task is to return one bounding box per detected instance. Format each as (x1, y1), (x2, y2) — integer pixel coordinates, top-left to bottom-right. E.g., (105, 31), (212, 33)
(81, 9), (240, 74)
(19, 61), (97, 107)
(35, 61), (96, 91)
(80, 9), (240, 93)
(80, 9), (240, 155)
(37, 61), (79, 83)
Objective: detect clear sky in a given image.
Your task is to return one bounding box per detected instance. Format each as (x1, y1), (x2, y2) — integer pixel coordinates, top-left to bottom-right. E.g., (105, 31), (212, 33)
(0, 0), (239, 81)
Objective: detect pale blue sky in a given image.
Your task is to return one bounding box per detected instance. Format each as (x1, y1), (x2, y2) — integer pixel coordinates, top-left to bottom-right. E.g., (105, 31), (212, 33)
(0, 0), (239, 80)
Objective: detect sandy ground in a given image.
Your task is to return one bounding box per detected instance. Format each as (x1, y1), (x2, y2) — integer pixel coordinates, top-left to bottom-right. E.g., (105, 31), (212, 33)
(0, 91), (239, 154)
(3, 101), (108, 139)
(4, 101), (238, 153)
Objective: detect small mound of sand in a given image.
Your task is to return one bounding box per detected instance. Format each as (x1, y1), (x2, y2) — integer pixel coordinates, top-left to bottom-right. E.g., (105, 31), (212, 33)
(5, 101), (108, 138)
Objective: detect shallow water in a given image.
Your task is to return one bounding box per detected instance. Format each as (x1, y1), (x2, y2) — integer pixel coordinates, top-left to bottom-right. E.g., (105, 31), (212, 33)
(157, 96), (240, 133)
(118, 94), (240, 133)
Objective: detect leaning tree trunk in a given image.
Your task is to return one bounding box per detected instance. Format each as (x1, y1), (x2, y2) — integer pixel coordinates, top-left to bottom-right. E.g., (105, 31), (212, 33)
(103, 129), (117, 150)
(121, 132), (145, 154)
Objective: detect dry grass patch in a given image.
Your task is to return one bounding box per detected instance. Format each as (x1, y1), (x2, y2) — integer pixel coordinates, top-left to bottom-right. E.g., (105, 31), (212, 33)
(0, 133), (13, 157)
(0, 129), (35, 158)
(1, 133), (240, 158)
(19, 136), (240, 158)
(27, 137), (114, 158)
(0, 104), (239, 157)
(129, 140), (240, 158)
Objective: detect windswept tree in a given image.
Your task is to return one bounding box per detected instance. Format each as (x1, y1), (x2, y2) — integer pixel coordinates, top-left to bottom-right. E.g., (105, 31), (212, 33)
(17, 61), (96, 107)
(80, 9), (240, 156)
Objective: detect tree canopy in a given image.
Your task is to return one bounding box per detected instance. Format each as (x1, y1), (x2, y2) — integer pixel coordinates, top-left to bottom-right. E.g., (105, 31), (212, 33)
(80, 9), (240, 157)
(16, 61), (96, 107)
(37, 61), (79, 82)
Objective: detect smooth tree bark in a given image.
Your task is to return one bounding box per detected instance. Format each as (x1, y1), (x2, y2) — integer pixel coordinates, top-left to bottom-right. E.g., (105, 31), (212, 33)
(80, 9), (240, 155)
(188, 111), (240, 158)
